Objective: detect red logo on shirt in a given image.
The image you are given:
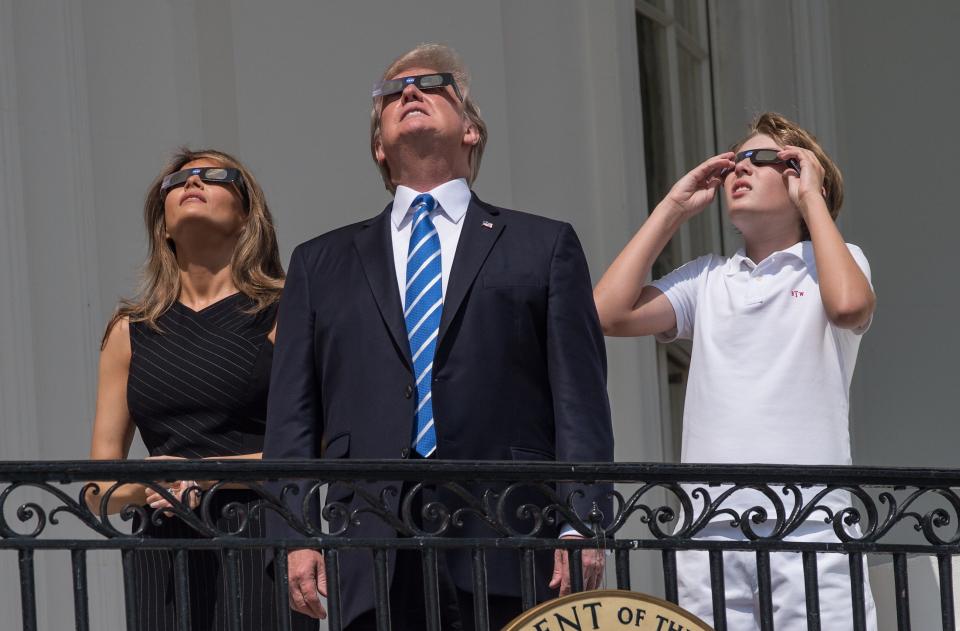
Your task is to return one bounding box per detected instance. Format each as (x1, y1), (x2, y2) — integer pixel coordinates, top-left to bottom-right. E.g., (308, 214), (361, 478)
(791, 290), (805, 298)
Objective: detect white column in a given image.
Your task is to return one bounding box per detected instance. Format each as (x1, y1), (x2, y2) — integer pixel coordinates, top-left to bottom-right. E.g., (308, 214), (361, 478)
(6, 1), (125, 628)
(789, 0), (840, 158)
(0, 0), (41, 623)
(582, 0), (671, 598)
(0, 1), (39, 461)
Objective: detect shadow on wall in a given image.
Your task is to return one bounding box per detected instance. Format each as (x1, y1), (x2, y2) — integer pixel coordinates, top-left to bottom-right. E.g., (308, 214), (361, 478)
(871, 555), (950, 629)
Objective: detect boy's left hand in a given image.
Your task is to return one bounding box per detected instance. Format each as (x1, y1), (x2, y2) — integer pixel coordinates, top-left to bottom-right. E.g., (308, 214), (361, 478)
(778, 145), (826, 213)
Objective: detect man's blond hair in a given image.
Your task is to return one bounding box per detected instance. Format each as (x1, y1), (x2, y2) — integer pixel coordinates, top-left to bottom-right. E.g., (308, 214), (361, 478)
(370, 43), (488, 193)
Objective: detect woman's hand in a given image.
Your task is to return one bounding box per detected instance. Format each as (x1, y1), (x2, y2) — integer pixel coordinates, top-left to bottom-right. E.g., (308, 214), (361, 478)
(144, 455), (203, 510)
(662, 152), (736, 221)
(144, 480), (203, 510)
(778, 145), (826, 212)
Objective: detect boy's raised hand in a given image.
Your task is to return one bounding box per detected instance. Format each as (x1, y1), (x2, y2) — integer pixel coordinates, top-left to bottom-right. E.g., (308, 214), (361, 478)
(663, 152), (736, 220)
(779, 145), (826, 212)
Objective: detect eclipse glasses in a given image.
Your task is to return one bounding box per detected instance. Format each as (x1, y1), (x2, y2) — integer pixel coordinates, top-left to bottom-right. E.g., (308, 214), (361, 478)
(723, 149), (800, 176)
(371, 72), (463, 102)
(161, 167), (244, 193)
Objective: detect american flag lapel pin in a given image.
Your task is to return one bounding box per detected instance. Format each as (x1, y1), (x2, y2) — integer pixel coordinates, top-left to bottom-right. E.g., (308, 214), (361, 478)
(482, 220), (494, 229)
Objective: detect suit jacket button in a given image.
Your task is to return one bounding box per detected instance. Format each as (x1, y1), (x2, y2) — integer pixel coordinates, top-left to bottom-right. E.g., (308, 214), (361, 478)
(400, 447), (411, 459)
(404, 384), (413, 399)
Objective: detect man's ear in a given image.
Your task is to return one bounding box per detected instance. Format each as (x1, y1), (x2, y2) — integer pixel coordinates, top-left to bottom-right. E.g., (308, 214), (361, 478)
(462, 123), (480, 147)
(374, 137), (386, 165)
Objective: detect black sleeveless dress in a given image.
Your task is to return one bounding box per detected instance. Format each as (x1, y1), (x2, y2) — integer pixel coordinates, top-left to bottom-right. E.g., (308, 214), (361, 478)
(127, 293), (315, 631)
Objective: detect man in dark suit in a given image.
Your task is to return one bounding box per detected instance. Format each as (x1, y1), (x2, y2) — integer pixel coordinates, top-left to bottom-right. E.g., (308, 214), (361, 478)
(264, 43), (614, 630)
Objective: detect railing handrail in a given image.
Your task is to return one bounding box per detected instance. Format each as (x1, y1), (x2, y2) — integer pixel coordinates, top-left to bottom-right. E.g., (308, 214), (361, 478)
(2, 459), (959, 485)
(2, 459), (952, 630)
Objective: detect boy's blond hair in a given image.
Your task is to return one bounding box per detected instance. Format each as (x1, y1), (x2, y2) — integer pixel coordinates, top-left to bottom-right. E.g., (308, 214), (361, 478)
(732, 112), (844, 239)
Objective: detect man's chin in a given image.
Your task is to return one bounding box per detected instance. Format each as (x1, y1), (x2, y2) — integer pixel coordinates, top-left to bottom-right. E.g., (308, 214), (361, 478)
(388, 126), (448, 150)
(396, 117), (439, 134)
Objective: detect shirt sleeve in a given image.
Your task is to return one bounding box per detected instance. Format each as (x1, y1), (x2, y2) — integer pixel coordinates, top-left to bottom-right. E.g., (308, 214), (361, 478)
(649, 255), (712, 343)
(846, 243), (874, 336)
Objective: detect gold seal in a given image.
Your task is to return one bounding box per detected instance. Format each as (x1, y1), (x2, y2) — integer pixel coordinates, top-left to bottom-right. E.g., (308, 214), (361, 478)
(502, 590), (713, 631)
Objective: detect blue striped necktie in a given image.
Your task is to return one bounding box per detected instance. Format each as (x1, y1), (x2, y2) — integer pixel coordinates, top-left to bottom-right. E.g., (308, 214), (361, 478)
(404, 194), (442, 457)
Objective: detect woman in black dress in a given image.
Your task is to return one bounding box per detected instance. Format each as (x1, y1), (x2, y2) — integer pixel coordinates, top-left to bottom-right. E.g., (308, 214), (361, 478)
(88, 148), (314, 630)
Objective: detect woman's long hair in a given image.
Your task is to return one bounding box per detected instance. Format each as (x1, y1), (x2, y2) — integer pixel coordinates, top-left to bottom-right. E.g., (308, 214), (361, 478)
(103, 148), (284, 346)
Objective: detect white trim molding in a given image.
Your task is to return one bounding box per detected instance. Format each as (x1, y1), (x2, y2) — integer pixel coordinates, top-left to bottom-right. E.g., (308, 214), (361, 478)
(61, 0), (102, 419)
(0, 0), (40, 461)
(790, 0), (840, 156)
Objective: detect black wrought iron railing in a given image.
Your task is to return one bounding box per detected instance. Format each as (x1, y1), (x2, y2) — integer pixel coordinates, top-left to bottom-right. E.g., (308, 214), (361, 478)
(2, 461), (960, 631)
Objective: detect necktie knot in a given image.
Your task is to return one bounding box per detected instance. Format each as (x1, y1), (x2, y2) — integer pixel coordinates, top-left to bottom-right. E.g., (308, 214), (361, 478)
(411, 193), (437, 216)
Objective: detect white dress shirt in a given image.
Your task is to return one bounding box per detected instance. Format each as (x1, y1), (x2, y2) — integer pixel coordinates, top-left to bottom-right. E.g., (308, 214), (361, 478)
(391, 178), (471, 306)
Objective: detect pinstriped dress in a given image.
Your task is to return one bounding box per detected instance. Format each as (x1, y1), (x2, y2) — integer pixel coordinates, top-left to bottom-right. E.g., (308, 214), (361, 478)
(127, 293), (315, 631)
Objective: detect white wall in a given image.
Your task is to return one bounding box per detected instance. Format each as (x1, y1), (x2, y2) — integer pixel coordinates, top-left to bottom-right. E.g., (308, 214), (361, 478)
(829, 0), (960, 468)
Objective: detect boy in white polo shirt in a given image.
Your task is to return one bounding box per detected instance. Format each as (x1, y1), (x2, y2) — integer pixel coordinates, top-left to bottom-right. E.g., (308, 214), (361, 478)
(594, 112), (877, 629)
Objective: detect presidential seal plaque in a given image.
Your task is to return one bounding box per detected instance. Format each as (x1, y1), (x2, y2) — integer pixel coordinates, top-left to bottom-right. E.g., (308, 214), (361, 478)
(502, 590), (713, 631)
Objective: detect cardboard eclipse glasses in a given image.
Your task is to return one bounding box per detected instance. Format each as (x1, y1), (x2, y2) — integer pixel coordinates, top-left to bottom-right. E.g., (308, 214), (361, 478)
(722, 149), (800, 177)
(161, 167), (244, 193)
(372, 72), (463, 102)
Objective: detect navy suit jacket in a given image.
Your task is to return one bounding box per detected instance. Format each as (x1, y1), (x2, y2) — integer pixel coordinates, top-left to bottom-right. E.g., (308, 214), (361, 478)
(264, 193), (613, 625)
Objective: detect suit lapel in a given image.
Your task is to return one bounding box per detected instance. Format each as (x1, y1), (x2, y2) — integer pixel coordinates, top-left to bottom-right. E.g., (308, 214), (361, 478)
(438, 194), (503, 345)
(353, 206), (413, 370)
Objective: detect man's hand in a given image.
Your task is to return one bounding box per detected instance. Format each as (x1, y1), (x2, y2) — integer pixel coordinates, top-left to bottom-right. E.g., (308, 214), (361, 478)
(288, 549), (327, 619)
(662, 152), (736, 221)
(549, 535), (605, 597)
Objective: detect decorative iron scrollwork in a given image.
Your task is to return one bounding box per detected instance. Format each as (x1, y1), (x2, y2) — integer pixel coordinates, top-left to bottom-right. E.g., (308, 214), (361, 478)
(2, 466), (959, 549)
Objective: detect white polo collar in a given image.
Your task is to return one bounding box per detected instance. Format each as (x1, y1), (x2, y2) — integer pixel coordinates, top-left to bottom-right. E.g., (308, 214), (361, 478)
(724, 240), (811, 275)
(391, 178), (471, 229)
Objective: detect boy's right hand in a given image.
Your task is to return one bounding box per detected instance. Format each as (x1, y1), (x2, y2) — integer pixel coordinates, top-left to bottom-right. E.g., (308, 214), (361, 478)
(662, 152), (736, 221)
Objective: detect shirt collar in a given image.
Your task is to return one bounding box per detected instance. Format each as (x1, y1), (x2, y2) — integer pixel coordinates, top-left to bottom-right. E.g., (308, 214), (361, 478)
(391, 178), (471, 229)
(724, 240), (810, 275)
